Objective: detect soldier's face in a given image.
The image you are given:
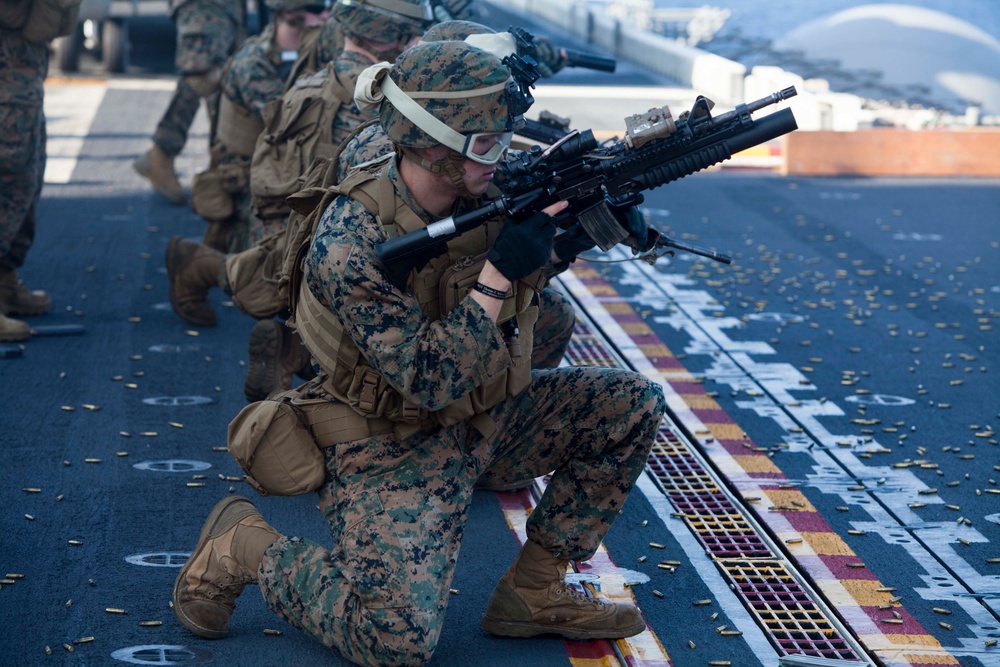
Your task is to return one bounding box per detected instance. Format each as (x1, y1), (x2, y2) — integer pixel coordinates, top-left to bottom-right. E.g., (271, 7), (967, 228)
(461, 156), (496, 197)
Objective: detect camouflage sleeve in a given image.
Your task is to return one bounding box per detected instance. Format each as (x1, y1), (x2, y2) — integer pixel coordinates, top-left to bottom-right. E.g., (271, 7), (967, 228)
(304, 198), (512, 411)
(225, 45), (285, 118)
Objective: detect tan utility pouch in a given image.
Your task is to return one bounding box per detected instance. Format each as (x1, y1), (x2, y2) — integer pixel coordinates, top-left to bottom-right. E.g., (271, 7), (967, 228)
(227, 389), (326, 496)
(228, 382), (397, 496)
(225, 231), (286, 318)
(191, 163), (247, 221)
(21, 0), (81, 42)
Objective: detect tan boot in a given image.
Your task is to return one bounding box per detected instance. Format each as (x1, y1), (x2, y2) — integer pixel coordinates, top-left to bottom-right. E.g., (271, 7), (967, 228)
(0, 312), (30, 342)
(480, 539), (646, 640)
(133, 145), (185, 205)
(0, 270), (51, 316)
(173, 495), (281, 639)
(166, 236), (225, 327)
(244, 320), (312, 402)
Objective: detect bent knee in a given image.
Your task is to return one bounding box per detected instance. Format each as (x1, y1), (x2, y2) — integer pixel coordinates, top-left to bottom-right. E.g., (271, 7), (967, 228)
(365, 609), (442, 667)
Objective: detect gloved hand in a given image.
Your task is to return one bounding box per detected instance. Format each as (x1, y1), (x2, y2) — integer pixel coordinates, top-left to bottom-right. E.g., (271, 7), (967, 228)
(609, 201), (657, 253)
(436, 0), (476, 21)
(553, 223), (596, 265)
(487, 212), (556, 282)
(531, 37), (569, 77)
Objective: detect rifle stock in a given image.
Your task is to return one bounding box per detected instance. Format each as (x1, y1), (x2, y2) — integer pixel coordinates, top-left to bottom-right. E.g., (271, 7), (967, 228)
(376, 87), (799, 290)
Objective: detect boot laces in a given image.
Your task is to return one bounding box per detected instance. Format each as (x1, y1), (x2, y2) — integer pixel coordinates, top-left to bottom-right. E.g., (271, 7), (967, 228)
(554, 582), (605, 608)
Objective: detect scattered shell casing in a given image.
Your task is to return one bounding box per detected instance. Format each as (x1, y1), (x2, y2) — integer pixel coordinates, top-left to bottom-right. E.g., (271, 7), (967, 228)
(986, 639), (998, 647)
(63, 644), (74, 653)
(720, 630), (743, 636)
(449, 589), (459, 595)
(73, 637), (94, 645)
(45, 646), (52, 655)
(708, 662), (731, 666)
(139, 620), (162, 627)
(876, 587), (896, 592)
(169, 422), (184, 429)
(709, 612), (718, 621)
(881, 618), (904, 624)
(105, 608), (127, 614)
(693, 599), (712, 606)
(67, 540), (83, 546)
(939, 622), (952, 630)
(653, 590), (664, 598)
(84, 458), (101, 464)
(932, 608), (951, 615)
(785, 537), (803, 544)
(263, 628), (283, 636)
(648, 542), (665, 549)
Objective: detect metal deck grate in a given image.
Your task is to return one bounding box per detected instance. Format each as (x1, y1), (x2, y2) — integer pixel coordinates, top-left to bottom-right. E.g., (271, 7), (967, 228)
(561, 316), (865, 663)
(721, 560), (861, 660)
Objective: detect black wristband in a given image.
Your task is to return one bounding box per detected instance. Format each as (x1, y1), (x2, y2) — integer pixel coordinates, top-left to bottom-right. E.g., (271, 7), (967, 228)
(472, 282), (510, 300)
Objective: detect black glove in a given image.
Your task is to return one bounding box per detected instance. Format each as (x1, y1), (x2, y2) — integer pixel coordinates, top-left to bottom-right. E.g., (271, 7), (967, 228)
(609, 201), (657, 253)
(487, 212), (556, 282)
(553, 223), (596, 265)
(531, 37), (569, 77)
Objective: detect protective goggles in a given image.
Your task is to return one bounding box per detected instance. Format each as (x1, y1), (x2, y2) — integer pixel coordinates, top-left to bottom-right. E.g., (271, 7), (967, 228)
(381, 75), (517, 164)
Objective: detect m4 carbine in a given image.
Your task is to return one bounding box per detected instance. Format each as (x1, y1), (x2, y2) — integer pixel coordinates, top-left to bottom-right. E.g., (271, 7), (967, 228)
(376, 87), (799, 291)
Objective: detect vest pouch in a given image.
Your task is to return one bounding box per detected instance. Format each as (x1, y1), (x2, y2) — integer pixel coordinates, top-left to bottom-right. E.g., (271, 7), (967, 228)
(21, 0), (80, 42)
(191, 167), (237, 221)
(225, 231), (285, 318)
(439, 252), (519, 324)
(227, 390), (326, 496)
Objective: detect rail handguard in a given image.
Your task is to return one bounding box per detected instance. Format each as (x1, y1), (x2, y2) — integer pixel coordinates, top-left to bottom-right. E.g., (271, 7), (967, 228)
(376, 87), (799, 290)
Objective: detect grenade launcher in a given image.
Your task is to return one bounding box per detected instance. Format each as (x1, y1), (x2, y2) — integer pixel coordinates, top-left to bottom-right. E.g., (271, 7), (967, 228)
(376, 86), (799, 291)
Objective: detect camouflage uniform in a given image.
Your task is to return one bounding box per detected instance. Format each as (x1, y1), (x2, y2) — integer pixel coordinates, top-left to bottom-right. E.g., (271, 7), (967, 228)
(153, 0), (246, 157)
(0, 27), (47, 274)
(208, 23), (293, 251)
(333, 121), (575, 370)
(255, 159), (665, 664)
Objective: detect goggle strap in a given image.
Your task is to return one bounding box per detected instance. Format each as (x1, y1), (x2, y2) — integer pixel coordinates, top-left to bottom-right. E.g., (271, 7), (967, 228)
(406, 80), (509, 100)
(381, 75), (498, 158)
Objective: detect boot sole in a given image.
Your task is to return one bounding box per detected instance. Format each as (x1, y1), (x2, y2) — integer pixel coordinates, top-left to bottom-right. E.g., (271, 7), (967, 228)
(0, 330), (30, 342)
(173, 495), (259, 639)
(245, 320), (281, 403)
(480, 616), (646, 641)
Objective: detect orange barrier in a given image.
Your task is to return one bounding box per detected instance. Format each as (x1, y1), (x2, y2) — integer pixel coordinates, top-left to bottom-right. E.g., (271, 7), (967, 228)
(784, 129), (1000, 177)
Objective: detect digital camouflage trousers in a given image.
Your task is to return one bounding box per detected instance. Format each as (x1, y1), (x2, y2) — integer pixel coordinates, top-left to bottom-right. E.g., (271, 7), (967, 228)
(257, 365), (665, 666)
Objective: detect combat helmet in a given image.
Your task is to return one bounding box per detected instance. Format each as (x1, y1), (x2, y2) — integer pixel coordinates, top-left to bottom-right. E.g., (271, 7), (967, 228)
(333, 0), (432, 45)
(378, 40), (525, 165)
(419, 19), (492, 43)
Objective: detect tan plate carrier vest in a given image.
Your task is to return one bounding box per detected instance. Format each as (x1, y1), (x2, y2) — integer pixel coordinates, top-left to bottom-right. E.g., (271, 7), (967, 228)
(191, 28), (273, 222)
(287, 165), (546, 442)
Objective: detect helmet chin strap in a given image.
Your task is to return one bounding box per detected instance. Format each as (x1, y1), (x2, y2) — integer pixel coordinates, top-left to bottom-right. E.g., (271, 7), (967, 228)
(398, 145), (476, 198)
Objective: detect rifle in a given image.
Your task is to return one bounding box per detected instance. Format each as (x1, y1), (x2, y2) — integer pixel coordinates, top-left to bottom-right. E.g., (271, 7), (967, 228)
(508, 26), (617, 74)
(376, 87), (799, 290)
